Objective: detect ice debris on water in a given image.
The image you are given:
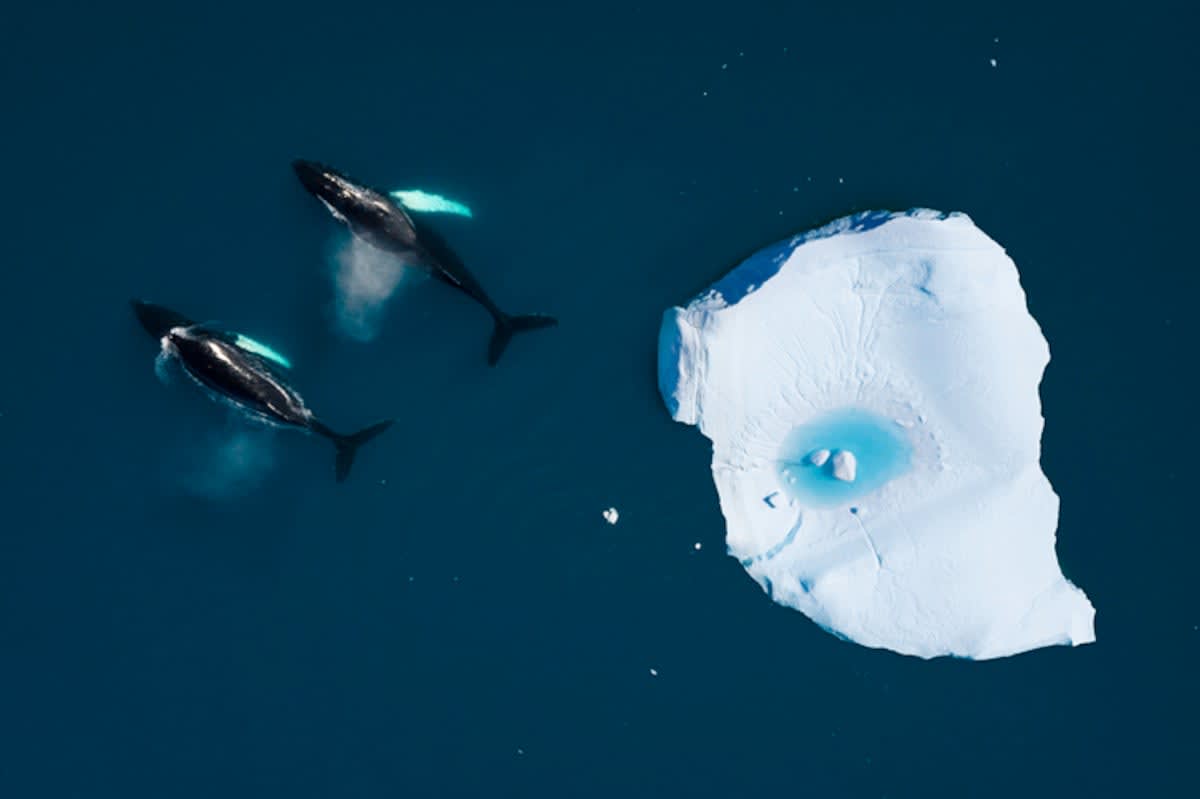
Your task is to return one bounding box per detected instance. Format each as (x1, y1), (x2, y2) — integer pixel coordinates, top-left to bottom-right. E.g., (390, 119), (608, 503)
(602, 507), (619, 525)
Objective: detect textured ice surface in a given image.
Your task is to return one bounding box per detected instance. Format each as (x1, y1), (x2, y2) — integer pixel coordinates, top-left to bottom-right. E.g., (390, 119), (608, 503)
(657, 209), (1095, 660)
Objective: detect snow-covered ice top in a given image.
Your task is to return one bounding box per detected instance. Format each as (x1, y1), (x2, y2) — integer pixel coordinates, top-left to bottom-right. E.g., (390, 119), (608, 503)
(657, 209), (1095, 660)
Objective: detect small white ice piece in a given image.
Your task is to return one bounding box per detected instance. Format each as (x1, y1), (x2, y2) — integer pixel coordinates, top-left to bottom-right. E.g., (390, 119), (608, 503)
(807, 448), (831, 467)
(694, 542), (703, 551)
(831, 450), (858, 482)
(990, 58), (998, 67)
(602, 507), (619, 525)
(649, 668), (658, 677)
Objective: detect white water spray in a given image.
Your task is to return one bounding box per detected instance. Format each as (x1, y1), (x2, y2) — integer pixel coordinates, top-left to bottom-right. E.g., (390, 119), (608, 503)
(331, 236), (424, 341)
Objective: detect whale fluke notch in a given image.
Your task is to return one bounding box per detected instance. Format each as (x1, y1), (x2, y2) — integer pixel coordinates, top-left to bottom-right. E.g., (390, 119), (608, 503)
(488, 312), (558, 366)
(312, 419), (395, 482)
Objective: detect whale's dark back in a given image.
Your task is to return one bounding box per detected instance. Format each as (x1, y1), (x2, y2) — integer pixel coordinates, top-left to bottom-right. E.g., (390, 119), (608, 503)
(169, 332), (311, 429)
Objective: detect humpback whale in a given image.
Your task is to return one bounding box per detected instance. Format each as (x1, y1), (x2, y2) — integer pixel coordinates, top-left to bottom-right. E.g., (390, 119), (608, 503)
(131, 300), (392, 482)
(292, 159), (556, 365)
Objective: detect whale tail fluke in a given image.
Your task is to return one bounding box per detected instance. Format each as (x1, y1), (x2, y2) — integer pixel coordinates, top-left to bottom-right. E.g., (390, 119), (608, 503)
(314, 420), (394, 482)
(487, 312), (557, 366)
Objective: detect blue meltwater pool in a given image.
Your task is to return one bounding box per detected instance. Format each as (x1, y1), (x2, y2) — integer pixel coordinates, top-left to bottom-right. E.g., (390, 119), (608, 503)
(777, 408), (914, 507)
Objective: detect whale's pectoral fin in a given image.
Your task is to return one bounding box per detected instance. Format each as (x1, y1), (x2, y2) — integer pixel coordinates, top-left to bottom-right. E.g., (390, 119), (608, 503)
(487, 312), (558, 366)
(389, 189), (473, 218)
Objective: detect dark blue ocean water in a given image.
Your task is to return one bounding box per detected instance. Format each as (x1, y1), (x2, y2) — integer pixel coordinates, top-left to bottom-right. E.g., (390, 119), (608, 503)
(2, 2), (1196, 796)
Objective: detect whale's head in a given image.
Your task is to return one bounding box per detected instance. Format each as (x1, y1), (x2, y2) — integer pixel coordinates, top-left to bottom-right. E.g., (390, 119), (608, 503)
(163, 327), (214, 367)
(292, 159), (377, 226)
(132, 300), (194, 340)
(292, 159), (340, 197)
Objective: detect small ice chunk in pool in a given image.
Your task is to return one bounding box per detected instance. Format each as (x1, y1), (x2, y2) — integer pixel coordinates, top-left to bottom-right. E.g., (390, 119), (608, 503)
(831, 450), (857, 482)
(807, 448), (831, 466)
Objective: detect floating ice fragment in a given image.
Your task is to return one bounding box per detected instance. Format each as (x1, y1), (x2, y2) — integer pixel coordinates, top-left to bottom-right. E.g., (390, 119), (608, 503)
(656, 209), (1095, 660)
(808, 449), (831, 467)
(831, 450), (857, 482)
(602, 507), (619, 525)
(649, 668), (658, 677)
(990, 58), (998, 68)
(694, 542), (703, 551)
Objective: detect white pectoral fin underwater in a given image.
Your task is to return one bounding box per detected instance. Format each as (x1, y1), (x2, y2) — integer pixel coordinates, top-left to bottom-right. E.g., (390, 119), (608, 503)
(232, 334), (292, 369)
(131, 300), (394, 484)
(388, 189), (473, 218)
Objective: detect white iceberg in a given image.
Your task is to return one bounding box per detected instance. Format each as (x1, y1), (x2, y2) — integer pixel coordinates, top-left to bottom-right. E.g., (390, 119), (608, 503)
(657, 209), (1094, 660)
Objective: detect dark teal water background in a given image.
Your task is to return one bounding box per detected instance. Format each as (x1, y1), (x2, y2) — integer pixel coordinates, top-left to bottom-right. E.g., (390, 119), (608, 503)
(2, 2), (1196, 796)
